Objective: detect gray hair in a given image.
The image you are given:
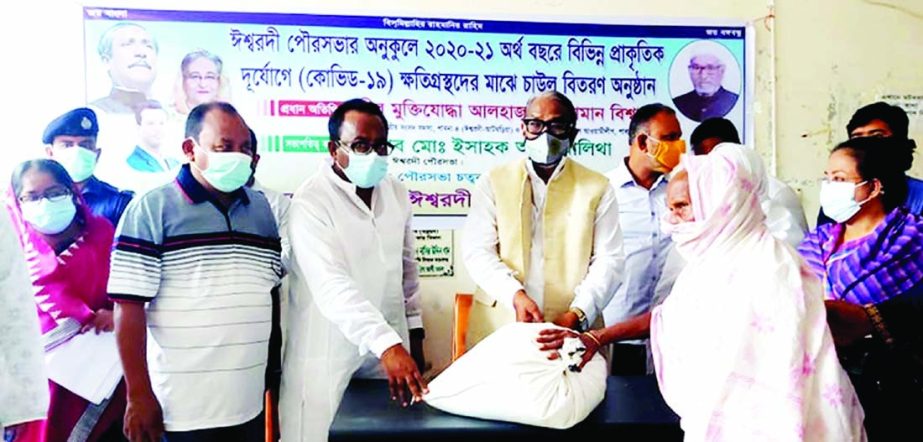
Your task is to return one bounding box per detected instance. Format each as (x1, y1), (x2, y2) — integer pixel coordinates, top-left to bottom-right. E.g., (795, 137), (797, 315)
(97, 22), (159, 60)
(181, 49), (224, 75)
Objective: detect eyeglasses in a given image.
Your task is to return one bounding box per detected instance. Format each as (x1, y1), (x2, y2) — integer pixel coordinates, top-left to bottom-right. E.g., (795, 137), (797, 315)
(522, 118), (574, 137)
(338, 140), (395, 156)
(688, 64), (723, 74)
(184, 73), (220, 83)
(19, 187), (72, 203)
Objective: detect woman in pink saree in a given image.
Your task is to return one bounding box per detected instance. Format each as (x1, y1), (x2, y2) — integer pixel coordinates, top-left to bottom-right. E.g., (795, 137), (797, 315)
(5, 159), (125, 442)
(539, 144), (865, 441)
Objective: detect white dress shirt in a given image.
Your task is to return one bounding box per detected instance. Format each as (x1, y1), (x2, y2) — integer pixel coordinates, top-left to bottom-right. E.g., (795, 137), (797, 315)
(462, 157), (624, 325)
(765, 177), (808, 247)
(252, 179), (293, 271)
(602, 159), (676, 327)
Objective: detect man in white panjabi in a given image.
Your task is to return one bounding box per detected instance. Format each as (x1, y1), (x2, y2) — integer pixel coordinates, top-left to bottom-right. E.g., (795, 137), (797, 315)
(281, 99), (427, 442)
(463, 90), (625, 346)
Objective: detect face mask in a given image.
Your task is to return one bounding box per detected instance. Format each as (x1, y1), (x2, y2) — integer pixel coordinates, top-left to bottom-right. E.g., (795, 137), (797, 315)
(340, 151), (389, 189)
(524, 132), (570, 165)
(193, 146), (253, 193)
(820, 180), (871, 223)
(20, 197), (77, 235)
(646, 136), (686, 172)
(53, 147), (97, 182)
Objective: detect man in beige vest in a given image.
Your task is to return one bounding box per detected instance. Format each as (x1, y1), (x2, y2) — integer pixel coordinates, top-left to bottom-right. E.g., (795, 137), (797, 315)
(462, 91), (626, 346)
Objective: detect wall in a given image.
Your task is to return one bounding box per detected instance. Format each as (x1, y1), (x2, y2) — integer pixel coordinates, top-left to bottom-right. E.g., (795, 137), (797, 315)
(1, 0), (920, 374)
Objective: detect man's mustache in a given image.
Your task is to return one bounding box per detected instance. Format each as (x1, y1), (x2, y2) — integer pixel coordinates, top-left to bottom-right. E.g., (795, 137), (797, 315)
(129, 60), (152, 69)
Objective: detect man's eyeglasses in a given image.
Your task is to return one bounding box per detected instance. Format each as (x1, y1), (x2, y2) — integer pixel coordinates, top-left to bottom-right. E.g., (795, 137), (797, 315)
(19, 187), (72, 204)
(688, 64), (723, 74)
(184, 73), (220, 83)
(522, 118), (574, 137)
(338, 140), (395, 156)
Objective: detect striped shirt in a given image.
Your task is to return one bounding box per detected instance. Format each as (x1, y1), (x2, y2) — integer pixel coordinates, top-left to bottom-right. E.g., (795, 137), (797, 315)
(108, 164), (282, 432)
(799, 207), (923, 305)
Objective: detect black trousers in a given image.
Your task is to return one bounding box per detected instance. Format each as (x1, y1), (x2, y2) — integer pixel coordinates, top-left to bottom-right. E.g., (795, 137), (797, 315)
(162, 413), (263, 442)
(610, 343), (647, 376)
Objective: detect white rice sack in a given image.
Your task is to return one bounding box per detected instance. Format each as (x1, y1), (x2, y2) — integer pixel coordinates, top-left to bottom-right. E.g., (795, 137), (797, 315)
(423, 322), (606, 429)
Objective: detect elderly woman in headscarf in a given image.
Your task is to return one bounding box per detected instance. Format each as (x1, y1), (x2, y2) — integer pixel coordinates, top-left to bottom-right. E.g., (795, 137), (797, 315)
(538, 144), (866, 441)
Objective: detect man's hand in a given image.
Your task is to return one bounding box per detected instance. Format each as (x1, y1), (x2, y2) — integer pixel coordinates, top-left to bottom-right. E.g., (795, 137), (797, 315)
(536, 328), (601, 371)
(81, 309), (114, 334)
(513, 290), (543, 323)
(553, 311), (580, 330)
(380, 344), (428, 407)
(825, 300), (873, 347)
(123, 391), (164, 442)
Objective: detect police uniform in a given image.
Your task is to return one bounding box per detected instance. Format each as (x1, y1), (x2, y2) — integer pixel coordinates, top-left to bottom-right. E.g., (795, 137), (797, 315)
(43, 108), (134, 227)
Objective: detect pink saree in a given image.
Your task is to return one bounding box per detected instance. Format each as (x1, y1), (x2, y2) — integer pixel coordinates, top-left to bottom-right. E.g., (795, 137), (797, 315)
(5, 188), (125, 442)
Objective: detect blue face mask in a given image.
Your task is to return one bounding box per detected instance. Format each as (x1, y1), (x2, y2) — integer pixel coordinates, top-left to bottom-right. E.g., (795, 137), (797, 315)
(340, 151), (389, 189)
(20, 197), (77, 235)
(193, 145), (253, 193)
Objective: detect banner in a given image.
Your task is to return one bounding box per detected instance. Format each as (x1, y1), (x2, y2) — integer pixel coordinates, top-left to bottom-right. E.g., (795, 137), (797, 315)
(83, 7), (751, 224)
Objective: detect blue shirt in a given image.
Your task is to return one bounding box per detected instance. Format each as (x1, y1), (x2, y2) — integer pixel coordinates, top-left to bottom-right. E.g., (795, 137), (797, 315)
(81, 176), (133, 228)
(126, 145), (179, 173)
(817, 176), (923, 225)
(603, 160), (674, 328)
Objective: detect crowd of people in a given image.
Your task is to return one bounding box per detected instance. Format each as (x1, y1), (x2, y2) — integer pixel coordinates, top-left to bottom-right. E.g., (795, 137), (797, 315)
(2, 91), (921, 442)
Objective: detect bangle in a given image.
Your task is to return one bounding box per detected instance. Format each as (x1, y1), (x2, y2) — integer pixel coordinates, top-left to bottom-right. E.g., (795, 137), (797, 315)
(582, 331), (602, 348)
(863, 303), (894, 347)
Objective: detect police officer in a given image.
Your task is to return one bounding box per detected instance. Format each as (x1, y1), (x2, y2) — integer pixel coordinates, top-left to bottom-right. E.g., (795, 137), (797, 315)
(43, 107), (133, 227)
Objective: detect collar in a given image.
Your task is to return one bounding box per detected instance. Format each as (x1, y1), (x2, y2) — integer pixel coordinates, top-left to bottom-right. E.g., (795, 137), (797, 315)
(612, 157), (667, 189)
(176, 164), (249, 205)
(525, 156), (567, 183)
(322, 157), (379, 214)
(80, 176), (103, 195)
(695, 87), (726, 100)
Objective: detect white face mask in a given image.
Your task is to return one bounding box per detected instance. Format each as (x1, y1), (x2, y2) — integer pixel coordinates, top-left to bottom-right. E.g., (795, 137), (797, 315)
(524, 133), (570, 165)
(21, 197), (77, 235)
(819, 180), (871, 223)
(191, 145), (253, 193)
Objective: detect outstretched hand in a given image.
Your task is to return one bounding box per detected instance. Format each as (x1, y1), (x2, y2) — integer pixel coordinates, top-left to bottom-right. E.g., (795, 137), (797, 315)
(536, 328), (601, 371)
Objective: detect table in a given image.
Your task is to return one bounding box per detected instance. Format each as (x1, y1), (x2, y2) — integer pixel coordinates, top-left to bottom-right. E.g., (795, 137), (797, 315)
(330, 375), (682, 441)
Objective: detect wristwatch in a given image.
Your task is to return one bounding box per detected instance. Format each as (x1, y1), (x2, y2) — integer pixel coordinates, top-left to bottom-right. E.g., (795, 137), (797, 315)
(569, 307), (588, 332)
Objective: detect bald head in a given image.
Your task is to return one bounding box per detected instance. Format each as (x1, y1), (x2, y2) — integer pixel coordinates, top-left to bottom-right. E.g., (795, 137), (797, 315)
(525, 91), (577, 126)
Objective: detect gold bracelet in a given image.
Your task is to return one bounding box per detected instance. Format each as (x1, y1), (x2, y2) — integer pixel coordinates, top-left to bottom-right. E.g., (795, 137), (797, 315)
(582, 330), (602, 347)
(863, 303), (894, 347)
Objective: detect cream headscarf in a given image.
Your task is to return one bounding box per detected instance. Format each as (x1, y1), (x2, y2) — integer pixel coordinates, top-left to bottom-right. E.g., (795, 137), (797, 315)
(651, 145), (866, 441)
